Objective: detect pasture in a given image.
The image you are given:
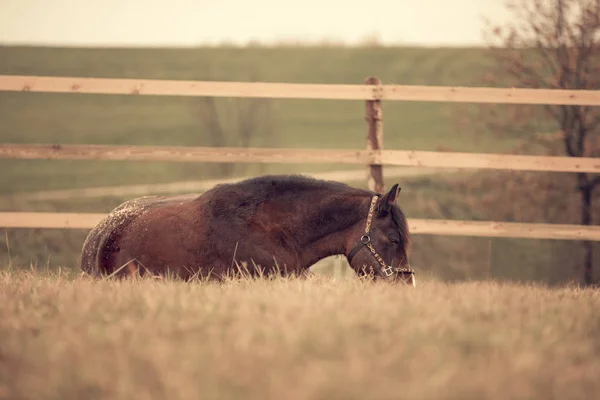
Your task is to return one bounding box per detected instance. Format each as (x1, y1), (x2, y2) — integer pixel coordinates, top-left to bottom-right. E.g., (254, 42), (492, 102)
(1, 13), (599, 400)
(1, 268), (598, 400)
(1, 44), (593, 284)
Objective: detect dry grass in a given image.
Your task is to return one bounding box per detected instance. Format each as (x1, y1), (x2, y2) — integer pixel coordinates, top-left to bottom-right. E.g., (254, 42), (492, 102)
(1, 270), (599, 400)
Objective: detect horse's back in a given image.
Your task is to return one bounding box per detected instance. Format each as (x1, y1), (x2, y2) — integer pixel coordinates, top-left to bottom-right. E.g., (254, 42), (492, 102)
(79, 193), (200, 277)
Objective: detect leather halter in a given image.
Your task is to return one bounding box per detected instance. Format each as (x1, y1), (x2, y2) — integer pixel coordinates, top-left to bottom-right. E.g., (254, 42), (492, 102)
(347, 195), (415, 280)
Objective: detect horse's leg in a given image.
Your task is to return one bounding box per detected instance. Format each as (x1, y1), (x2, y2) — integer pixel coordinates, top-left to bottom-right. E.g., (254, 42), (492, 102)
(123, 259), (139, 279)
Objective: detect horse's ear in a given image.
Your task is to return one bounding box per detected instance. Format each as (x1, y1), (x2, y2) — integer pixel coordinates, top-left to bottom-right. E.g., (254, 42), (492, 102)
(380, 184), (401, 212)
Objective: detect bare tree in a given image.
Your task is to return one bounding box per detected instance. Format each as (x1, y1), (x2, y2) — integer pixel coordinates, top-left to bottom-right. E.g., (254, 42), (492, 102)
(478, 0), (600, 285)
(197, 96), (233, 176)
(196, 94), (275, 177)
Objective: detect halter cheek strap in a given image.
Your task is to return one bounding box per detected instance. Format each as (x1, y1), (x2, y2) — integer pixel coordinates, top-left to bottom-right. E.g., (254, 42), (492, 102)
(347, 195), (415, 280)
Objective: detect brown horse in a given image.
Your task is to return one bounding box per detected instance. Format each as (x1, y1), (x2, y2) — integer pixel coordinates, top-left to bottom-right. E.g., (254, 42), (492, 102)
(80, 175), (415, 285)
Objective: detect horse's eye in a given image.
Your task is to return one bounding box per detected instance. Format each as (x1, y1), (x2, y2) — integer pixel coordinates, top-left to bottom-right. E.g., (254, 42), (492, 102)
(388, 236), (399, 244)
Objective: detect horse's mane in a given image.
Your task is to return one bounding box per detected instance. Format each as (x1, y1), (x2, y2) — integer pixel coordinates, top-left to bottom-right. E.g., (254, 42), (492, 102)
(238, 174), (371, 195)
(208, 174), (370, 206)
(207, 174), (410, 248)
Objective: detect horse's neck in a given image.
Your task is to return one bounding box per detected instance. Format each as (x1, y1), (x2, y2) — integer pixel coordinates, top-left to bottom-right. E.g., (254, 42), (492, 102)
(293, 192), (368, 269)
(297, 226), (358, 270)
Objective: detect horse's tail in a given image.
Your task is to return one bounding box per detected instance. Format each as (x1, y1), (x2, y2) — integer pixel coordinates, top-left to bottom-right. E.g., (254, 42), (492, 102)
(79, 199), (146, 278)
(80, 228), (100, 277)
(80, 224), (116, 278)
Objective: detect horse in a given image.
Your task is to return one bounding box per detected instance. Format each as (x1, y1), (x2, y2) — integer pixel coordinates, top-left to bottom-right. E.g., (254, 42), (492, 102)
(79, 174), (415, 285)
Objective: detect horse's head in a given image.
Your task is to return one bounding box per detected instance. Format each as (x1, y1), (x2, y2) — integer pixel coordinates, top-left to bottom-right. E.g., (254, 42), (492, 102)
(346, 184), (414, 286)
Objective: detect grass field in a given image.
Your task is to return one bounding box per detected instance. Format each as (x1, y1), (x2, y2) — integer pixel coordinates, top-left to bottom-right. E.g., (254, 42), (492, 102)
(1, 269), (599, 400)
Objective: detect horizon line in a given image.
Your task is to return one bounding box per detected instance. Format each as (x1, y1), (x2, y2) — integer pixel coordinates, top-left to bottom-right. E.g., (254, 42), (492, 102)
(0, 41), (491, 49)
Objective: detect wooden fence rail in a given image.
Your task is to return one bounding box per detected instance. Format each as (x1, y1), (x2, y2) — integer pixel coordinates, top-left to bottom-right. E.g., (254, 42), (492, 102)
(1, 212), (599, 241)
(1, 143), (600, 173)
(2, 75), (600, 105)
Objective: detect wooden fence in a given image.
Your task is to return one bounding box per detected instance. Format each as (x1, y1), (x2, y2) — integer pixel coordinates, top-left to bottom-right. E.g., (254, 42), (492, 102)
(1, 74), (600, 241)
(2, 75), (600, 105)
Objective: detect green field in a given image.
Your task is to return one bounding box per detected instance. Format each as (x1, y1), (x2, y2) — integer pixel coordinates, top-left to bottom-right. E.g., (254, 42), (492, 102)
(0, 45), (520, 194)
(1, 270), (599, 400)
(0, 45), (593, 283)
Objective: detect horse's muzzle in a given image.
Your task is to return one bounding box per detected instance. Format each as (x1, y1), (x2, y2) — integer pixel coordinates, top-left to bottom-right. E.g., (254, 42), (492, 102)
(394, 268), (416, 287)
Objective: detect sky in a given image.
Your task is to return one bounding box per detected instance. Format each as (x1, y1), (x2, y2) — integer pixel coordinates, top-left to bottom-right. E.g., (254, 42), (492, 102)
(0, 0), (512, 47)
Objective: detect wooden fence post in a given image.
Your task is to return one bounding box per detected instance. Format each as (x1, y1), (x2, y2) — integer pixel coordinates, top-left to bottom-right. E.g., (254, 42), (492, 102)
(365, 76), (384, 193)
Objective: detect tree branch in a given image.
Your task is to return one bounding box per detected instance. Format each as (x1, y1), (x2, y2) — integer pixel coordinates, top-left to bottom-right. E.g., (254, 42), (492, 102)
(534, 43), (560, 78)
(559, 105), (578, 156)
(574, 107), (588, 156)
(590, 174), (600, 190)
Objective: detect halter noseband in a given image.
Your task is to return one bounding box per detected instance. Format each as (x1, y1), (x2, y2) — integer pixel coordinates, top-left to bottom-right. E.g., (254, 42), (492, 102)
(347, 195), (415, 281)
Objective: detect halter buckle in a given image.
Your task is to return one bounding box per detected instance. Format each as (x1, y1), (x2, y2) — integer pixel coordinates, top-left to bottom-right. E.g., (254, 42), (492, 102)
(382, 265), (394, 277)
(360, 235), (371, 244)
